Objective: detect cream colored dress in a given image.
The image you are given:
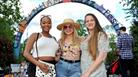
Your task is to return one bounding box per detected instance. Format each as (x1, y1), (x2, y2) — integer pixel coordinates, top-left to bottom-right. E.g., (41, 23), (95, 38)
(80, 32), (109, 77)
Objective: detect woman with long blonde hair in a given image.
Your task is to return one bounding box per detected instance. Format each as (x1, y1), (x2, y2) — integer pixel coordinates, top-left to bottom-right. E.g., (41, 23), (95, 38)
(81, 13), (110, 77)
(56, 18), (82, 77)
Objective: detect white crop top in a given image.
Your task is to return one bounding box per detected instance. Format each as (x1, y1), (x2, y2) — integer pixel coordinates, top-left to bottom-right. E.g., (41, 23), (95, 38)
(31, 33), (59, 57)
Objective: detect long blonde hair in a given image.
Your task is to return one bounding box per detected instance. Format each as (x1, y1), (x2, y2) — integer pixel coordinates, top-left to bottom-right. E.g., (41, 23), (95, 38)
(85, 13), (107, 60)
(59, 24), (81, 47)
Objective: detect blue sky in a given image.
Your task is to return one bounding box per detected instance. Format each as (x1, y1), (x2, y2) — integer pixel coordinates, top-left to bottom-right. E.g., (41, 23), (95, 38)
(20, 0), (132, 43)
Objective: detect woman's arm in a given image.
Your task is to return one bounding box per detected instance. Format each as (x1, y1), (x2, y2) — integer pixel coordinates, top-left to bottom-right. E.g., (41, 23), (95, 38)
(23, 33), (49, 73)
(55, 40), (62, 62)
(55, 49), (62, 62)
(23, 33), (40, 66)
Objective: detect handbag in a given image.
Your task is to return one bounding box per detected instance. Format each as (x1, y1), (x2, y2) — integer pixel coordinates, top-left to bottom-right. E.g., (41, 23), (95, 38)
(35, 60), (56, 77)
(27, 62), (36, 77)
(111, 58), (119, 74)
(35, 34), (56, 77)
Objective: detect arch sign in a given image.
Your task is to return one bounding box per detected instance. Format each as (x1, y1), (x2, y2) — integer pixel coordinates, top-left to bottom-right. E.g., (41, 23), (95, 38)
(14, 0), (120, 59)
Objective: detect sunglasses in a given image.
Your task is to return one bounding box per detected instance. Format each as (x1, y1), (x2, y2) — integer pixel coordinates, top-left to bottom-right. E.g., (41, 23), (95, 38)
(63, 25), (73, 29)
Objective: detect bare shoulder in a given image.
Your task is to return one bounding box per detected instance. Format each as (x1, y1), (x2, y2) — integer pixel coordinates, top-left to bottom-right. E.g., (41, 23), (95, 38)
(27, 33), (39, 42)
(30, 33), (37, 38)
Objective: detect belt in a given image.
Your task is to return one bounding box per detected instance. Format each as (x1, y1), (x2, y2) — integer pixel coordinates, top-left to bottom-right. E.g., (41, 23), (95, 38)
(60, 57), (80, 63)
(41, 60), (56, 65)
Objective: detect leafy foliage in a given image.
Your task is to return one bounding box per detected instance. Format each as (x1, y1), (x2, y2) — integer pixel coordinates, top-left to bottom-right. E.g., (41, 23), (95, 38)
(130, 21), (138, 76)
(106, 34), (118, 65)
(76, 19), (87, 36)
(121, 0), (138, 20)
(0, 0), (22, 68)
(0, 0), (22, 41)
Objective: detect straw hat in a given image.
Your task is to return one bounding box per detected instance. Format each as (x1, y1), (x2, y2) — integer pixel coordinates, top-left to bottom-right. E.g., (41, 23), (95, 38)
(57, 18), (80, 30)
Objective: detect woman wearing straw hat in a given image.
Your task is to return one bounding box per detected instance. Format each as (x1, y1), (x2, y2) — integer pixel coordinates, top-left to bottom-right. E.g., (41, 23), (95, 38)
(55, 18), (82, 77)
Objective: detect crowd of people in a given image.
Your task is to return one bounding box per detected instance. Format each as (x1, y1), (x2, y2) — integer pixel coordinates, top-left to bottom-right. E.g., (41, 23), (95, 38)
(5, 13), (133, 77)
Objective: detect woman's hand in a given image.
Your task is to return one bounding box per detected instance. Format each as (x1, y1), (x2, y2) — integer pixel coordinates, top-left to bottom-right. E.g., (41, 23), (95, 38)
(55, 50), (62, 61)
(37, 62), (49, 73)
(81, 72), (90, 77)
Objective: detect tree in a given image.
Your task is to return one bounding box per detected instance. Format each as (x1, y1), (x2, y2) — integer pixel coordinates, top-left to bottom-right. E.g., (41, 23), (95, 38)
(0, 0), (22, 68)
(106, 34), (118, 64)
(130, 21), (138, 76)
(0, 0), (22, 38)
(120, 0), (138, 21)
(76, 19), (87, 36)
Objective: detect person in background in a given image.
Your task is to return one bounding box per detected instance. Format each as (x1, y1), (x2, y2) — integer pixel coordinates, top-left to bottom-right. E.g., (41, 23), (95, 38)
(81, 13), (110, 77)
(116, 26), (134, 77)
(56, 18), (82, 77)
(18, 20), (27, 33)
(23, 15), (59, 77)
